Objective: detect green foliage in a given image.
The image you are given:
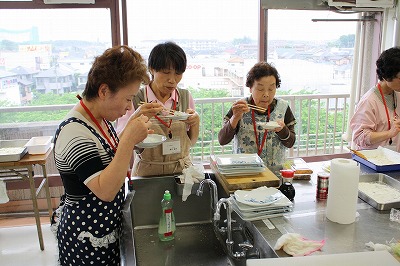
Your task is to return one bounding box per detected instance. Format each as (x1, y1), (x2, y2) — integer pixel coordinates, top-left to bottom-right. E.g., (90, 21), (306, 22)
(0, 93), (78, 123)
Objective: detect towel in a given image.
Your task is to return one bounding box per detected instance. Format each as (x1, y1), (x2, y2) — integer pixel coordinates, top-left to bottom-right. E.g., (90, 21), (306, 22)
(0, 180), (9, 204)
(274, 233), (325, 256)
(178, 164), (205, 201)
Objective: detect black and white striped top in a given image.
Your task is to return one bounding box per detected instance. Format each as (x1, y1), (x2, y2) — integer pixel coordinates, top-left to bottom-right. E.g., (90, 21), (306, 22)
(54, 110), (116, 206)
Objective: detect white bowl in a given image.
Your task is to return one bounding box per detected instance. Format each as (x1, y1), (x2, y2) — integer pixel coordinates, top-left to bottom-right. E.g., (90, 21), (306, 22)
(136, 134), (167, 148)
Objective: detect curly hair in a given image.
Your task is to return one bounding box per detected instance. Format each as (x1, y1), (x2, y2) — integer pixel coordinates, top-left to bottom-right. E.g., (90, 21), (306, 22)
(376, 47), (400, 81)
(245, 61), (281, 88)
(83, 45), (150, 100)
(148, 42), (187, 76)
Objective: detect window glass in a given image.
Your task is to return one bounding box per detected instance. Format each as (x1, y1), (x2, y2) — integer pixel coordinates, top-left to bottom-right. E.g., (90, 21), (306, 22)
(266, 10), (358, 95)
(127, 0), (259, 97)
(0, 9), (111, 106)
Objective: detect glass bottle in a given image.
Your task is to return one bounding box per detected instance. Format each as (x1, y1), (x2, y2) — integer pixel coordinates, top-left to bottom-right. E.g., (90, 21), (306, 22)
(279, 169), (295, 201)
(158, 190), (176, 241)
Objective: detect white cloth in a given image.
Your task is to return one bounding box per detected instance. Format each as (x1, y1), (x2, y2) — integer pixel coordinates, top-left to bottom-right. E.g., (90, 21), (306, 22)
(274, 233), (325, 256)
(365, 241), (393, 252)
(0, 180), (9, 204)
(178, 164), (205, 201)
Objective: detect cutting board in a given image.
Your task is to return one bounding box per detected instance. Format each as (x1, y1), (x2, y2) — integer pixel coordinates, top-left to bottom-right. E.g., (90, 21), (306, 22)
(210, 161), (280, 194)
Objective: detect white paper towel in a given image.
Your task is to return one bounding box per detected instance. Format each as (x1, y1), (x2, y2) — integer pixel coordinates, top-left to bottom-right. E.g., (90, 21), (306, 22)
(326, 158), (360, 224)
(0, 180), (9, 204)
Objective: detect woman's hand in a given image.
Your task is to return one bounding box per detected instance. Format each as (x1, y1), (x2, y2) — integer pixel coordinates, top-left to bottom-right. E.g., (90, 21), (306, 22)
(390, 116), (400, 138)
(231, 100), (249, 119)
(184, 109), (200, 127)
(133, 102), (163, 119)
(273, 120), (285, 133)
(123, 115), (153, 146)
(229, 100), (250, 129)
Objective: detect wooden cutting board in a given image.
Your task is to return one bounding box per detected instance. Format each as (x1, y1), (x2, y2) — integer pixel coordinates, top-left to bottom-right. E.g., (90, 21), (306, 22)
(210, 163), (280, 194)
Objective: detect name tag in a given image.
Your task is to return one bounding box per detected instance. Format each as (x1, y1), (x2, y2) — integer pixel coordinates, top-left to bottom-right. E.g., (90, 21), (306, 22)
(162, 139), (181, 155)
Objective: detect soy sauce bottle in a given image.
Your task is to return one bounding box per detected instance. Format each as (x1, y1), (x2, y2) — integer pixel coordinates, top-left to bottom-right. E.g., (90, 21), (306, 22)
(279, 169), (295, 201)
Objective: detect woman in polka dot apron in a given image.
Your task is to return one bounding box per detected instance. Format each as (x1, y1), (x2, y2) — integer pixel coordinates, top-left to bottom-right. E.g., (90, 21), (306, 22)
(52, 45), (155, 265)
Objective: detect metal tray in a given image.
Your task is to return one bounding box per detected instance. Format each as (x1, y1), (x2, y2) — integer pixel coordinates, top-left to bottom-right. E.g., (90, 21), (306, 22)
(358, 173), (400, 210)
(0, 139), (29, 162)
(352, 154), (400, 172)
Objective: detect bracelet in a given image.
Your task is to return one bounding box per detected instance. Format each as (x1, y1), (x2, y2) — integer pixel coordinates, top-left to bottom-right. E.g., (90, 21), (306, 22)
(279, 131), (291, 141)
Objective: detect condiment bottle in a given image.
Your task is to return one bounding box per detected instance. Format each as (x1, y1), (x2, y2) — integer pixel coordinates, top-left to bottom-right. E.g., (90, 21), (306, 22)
(158, 190), (176, 241)
(279, 169), (295, 201)
(316, 171), (329, 200)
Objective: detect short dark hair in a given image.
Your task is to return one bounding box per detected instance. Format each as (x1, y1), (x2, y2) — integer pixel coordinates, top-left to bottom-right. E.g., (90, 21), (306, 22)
(148, 42), (187, 76)
(83, 45), (149, 101)
(246, 62), (281, 88)
(376, 47), (400, 81)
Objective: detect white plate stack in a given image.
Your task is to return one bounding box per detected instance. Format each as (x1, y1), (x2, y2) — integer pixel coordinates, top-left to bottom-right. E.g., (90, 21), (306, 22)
(212, 153), (266, 176)
(230, 186), (293, 221)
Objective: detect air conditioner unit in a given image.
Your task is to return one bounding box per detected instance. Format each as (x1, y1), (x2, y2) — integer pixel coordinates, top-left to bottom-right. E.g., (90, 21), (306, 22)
(327, 0), (395, 8)
(43, 0), (94, 4)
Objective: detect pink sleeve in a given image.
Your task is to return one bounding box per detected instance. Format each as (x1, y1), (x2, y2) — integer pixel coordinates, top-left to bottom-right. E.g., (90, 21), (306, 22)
(350, 92), (383, 149)
(188, 93), (195, 110)
(115, 108), (136, 135)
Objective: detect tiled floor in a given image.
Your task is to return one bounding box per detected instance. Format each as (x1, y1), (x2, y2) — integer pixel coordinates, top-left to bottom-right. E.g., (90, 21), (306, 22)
(0, 215), (57, 266)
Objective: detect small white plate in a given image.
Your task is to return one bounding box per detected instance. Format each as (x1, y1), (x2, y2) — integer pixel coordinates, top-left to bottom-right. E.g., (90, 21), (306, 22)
(234, 186), (284, 206)
(258, 121), (280, 130)
(136, 134), (167, 148)
(159, 111), (193, 121)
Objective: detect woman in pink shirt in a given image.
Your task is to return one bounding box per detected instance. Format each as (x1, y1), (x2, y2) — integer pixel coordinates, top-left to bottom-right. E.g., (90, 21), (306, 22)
(115, 42), (200, 177)
(350, 47), (400, 151)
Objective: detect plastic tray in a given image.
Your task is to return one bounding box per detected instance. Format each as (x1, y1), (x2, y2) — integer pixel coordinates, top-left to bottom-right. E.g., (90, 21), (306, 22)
(0, 139), (28, 162)
(352, 154), (400, 172)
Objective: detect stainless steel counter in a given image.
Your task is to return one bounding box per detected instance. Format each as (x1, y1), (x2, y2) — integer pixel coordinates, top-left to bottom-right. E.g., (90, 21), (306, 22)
(252, 161), (400, 258)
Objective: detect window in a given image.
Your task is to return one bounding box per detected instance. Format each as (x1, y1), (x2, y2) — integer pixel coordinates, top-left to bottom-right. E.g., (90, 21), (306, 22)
(126, 0), (259, 97)
(0, 8), (112, 106)
(266, 10), (358, 95)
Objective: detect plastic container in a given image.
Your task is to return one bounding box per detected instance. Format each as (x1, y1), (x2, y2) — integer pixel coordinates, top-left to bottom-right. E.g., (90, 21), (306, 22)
(279, 169), (295, 201)
(158, 190), (176, 241)
(25, 136), (53, 155)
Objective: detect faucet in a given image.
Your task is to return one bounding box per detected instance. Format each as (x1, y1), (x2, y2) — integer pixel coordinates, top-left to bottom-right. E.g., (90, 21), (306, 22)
(196, 178), (218, 214)
(214, 198), (254, 259)
(197, 178), (253, 259)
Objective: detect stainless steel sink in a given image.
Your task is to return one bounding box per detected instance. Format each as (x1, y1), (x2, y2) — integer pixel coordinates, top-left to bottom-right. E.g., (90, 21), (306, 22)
(122, 175), (278, 266)
(134, 223), (232, 266)
(133, 216), (278, 266)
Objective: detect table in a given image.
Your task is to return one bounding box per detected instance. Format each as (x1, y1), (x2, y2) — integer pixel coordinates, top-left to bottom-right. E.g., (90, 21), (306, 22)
(0, 146), (54, 251)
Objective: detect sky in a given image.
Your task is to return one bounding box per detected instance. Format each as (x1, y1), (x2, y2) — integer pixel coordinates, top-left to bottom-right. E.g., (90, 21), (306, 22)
(0, 1), (358, 44)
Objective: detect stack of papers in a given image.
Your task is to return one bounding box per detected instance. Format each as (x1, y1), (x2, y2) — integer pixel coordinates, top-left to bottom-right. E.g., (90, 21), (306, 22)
(212, 154), (266, 176)
(231, 186), (293, 221)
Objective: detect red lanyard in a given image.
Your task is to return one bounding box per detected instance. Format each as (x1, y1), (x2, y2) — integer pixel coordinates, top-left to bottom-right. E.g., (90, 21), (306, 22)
(78, 97), (134, 190)
(147, 87), (178, 138)
(377, 83), (397, 144)
(79, 99), (118, 152)
(252, 105), (270, 156)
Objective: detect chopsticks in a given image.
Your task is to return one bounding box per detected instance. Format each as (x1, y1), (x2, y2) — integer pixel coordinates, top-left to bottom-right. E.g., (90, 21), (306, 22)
(139, 101), (175, 114)
(247, 104), (267, 112)
(350, 149), (368, 160)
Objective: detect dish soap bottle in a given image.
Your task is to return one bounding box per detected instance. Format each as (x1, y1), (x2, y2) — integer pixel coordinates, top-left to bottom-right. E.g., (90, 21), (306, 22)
(279, 169), (295, 201)
(158, 190), (176, 241)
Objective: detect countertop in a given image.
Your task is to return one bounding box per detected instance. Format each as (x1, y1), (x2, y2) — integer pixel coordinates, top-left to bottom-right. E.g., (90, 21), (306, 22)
(251, 160), (400, 260)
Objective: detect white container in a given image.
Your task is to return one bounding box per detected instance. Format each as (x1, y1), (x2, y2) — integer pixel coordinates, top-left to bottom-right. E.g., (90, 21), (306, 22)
(25, 136), (53, 155)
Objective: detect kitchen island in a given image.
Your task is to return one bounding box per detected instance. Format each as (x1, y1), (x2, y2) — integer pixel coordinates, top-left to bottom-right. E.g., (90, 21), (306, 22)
(122, 159), (400, 265)
(250, 160), (400, 262)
